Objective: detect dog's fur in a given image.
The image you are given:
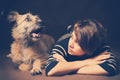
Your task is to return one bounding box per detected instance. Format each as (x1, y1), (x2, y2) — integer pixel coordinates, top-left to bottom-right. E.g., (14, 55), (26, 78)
(7, 11), (55, 75)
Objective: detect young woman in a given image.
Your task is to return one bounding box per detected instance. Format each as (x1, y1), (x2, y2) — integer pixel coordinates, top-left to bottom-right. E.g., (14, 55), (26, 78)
(45, 19), (120, 76)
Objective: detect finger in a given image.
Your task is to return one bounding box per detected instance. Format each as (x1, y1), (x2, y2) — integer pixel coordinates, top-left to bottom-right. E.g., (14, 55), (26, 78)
(53, 54), (66, 61)
(96, 54), (110, 61)
(53, 54), (62, 58)
(97, 60), (106, 64)
(100, 51), (110, 55)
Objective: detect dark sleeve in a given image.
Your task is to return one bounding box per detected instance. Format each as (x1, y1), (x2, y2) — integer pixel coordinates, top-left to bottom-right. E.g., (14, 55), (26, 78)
(45, 39), (68, 76)
(45, 54), (59, 76)
(99, 52), (120, 76)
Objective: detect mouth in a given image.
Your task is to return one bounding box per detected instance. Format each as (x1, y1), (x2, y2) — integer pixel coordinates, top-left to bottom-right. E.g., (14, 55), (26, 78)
(68, 47), (73, 53)
(30, 28), (43, 38)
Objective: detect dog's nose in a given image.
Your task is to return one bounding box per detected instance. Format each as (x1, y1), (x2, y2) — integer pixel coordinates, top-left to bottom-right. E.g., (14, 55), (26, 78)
(36, 17), (41, 23)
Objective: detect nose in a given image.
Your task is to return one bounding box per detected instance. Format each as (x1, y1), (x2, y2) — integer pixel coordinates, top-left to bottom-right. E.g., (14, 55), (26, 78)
(70, 44), (74, 49)
(69, 41), (74, 49)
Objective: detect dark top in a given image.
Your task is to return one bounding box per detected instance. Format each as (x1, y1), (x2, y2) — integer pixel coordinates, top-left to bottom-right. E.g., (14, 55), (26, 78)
(45, 37), (120, 76)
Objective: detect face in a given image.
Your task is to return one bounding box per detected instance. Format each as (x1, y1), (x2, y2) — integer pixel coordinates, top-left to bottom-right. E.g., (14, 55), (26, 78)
(68, 31), (85, 56)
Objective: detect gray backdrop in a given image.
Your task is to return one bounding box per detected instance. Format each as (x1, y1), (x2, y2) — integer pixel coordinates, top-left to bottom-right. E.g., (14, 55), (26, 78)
(0, 0), (120, 53)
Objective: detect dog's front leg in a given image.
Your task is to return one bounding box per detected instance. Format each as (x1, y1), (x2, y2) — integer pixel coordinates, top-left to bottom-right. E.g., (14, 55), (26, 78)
(19, 63), (32, 71)
(30, 59), (42, 75)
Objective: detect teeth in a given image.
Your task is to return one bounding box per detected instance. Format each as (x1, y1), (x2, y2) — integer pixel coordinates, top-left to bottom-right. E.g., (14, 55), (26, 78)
(31, 33), (41, 38)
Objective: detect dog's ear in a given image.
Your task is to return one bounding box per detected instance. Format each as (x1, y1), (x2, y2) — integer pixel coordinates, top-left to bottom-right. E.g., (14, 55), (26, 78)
(8, 11), (19, 22)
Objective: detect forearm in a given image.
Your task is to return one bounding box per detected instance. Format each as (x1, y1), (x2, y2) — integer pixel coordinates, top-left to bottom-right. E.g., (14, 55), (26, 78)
(47, 60), (87, 76)
(77, 65), (108, 75)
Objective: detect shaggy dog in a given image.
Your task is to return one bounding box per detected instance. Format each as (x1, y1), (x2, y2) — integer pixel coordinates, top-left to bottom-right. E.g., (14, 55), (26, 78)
(7, 11), (55, 75)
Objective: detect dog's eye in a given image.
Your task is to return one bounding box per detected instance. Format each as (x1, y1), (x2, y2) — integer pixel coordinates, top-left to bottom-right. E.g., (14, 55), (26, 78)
(26, 15), (32, 22)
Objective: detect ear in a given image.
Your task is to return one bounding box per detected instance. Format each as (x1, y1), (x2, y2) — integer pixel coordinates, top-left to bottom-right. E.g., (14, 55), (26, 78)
(8, 11), (19, 22)
(6, 53), (12, 58)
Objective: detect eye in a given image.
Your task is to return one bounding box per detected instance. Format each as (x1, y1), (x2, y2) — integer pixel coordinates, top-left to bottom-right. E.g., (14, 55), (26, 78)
(75, 39), (79, 44)
(26, 15), (32, 22)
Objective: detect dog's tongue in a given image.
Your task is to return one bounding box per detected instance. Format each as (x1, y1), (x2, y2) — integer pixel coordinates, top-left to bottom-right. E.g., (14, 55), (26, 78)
(31, 33), (41, 38)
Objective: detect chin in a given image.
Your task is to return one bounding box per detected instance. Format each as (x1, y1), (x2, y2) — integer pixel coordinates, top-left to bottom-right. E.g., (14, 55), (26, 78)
(68, 50), (74, 55)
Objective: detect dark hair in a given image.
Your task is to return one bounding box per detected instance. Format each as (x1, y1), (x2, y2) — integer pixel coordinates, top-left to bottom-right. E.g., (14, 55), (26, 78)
(73, 19), (107, 55)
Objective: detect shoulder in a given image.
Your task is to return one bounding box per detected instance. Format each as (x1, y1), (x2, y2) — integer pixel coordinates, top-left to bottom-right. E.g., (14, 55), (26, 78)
(51, 37), (69, 57)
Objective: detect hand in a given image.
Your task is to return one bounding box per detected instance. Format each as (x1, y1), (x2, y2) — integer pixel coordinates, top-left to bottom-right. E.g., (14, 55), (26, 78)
(53, 53), (67, 62)
(85, 51), (110, 65)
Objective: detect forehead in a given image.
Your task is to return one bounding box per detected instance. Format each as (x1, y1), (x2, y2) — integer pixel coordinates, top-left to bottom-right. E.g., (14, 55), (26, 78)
(71, 31), (77, 39)
(73, 26), (81, 41)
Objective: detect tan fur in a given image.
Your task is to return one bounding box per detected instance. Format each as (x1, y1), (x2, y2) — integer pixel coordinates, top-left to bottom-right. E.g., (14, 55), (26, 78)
(7, 11), (55, 75)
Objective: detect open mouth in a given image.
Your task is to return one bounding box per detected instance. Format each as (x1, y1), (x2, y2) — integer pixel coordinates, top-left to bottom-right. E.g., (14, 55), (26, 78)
(30, 28), (43, 38)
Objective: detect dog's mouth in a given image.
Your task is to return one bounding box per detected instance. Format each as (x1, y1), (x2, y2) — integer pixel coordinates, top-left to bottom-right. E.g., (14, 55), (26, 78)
(30, 28), (43, 38)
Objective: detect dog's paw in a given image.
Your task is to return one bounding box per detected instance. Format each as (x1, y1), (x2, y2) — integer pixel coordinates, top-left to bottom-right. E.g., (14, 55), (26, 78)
(30, 67), (42, 75)
(19, 63), (32, 71)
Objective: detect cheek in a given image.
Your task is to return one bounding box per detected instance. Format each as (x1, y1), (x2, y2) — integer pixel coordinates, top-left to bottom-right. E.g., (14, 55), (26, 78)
(75, 46), (81, 52)
(68, 38), (71, 46)
(74, 45), (85, 55)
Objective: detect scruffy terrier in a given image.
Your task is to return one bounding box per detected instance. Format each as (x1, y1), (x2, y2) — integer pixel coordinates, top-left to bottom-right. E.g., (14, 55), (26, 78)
(7, 11), (55, 75)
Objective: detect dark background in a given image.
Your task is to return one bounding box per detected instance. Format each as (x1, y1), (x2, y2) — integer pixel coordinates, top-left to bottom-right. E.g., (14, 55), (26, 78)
(0, 0), (120, 53)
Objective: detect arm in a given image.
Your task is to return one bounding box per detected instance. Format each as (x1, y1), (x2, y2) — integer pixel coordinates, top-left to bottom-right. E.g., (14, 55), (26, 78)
(47, 56), (87, 76)
(76, 64), (108, 75)
(46, 52), (110, 76)
(77, 53), (120, 76)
